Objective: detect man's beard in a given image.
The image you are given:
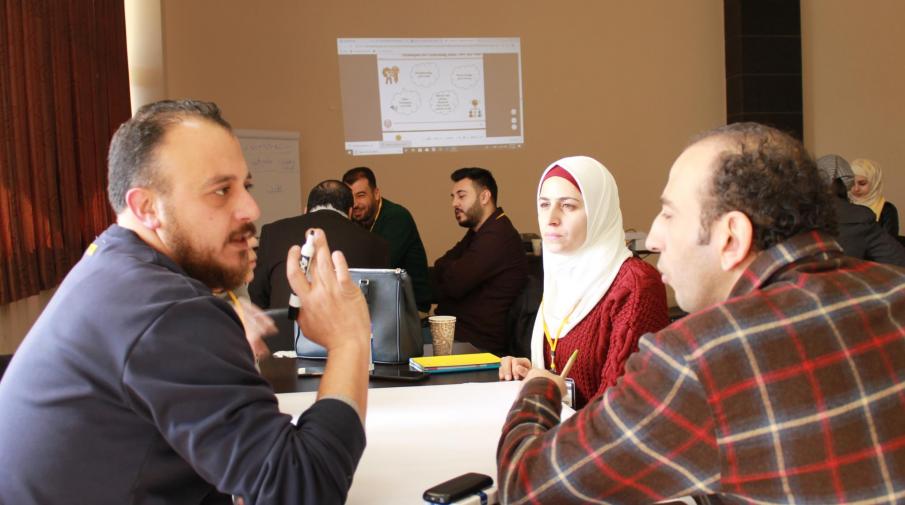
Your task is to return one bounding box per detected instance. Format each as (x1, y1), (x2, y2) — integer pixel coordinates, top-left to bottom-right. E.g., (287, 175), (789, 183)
(354, 199), (378, 227)
(169, 219), (257, 291)
(456, 201), (483, 229)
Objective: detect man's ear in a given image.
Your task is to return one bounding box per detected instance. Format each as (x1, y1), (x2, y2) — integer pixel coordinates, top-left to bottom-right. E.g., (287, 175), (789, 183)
(480, 188), (491, 206)
(717, 210), (753, 271)
(124, 187), (161, 230)
(373, 186), (381, 202)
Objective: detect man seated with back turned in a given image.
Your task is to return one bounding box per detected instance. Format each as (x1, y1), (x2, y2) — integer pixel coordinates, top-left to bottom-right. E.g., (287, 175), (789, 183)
(249, 179), (390, 309)
(434, 167), (528, 355)
(0, 100), (372, 505)
(342, 166), (432, 311)
(497, 123), (905, 504)
(815, 153), (905, 267)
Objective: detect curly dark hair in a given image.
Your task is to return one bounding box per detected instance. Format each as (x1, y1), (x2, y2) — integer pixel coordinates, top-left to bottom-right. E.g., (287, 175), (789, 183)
(695, 122), (837, 250)
(107, 99), (232, 213)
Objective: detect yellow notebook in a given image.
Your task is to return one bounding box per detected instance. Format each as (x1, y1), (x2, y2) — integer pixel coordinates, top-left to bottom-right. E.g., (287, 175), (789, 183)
(409, 353), (501, 374)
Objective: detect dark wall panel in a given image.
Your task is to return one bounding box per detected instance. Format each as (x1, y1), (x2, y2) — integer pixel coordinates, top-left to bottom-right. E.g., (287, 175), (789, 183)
(724, 0), (803, 140)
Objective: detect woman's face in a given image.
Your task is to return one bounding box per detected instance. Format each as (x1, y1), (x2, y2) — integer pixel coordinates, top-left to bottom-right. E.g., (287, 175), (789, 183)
(538, 176), (587, 254)
(851, 175), (870, 198)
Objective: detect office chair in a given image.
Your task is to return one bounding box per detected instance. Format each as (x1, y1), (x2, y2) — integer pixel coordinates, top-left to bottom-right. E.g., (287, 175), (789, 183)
(0, 354), (12, 381)
(505, 276), (542, 358)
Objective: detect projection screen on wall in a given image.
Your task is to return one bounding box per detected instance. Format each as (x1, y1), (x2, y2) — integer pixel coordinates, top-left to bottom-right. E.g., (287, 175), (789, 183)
(337, 38), (524, 156)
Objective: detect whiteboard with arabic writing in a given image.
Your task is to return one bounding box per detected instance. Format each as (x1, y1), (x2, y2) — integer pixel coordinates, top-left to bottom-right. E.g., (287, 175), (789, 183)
(236, 129), (301, 229)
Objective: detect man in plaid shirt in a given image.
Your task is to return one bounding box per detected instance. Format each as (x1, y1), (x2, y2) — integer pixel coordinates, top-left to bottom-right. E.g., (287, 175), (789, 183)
(497, 123), (905, 504)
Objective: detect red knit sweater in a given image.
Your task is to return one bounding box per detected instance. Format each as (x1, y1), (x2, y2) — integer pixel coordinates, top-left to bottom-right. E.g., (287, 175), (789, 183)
(543, 257), (669, 408)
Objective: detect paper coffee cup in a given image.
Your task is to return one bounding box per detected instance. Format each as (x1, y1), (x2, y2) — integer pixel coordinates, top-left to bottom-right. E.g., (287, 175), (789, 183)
(428, 315), (456, 356)
(531, 238), (542, 256)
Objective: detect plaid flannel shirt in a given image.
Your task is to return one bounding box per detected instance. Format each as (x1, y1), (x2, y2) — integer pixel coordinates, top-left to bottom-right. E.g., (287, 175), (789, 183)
(497, 231), (905, 504)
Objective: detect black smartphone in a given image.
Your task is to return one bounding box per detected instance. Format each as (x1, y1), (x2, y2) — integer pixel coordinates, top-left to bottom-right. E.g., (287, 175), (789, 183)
(369, 369), (428, 382)
(296, 367), (325, 377)
(423, 472), (493, 504)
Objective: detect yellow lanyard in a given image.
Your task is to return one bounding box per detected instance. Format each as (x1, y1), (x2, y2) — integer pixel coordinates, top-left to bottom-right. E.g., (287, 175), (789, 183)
(368, 198), (384, 232)
(226, 290), (247, 328)
(541, 299), (579, 372)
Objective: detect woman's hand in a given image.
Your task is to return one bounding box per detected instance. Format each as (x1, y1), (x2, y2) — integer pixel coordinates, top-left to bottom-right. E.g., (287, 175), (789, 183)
(498, 356), (532, 381)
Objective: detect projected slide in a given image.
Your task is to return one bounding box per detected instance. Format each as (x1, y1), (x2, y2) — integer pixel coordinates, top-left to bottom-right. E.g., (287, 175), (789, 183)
(338, 38), (524, 156)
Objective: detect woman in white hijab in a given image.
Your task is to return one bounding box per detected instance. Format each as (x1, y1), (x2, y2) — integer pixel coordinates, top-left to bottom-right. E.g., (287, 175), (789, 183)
(499, 156), (668, 408)
(849, 158), (899, 237)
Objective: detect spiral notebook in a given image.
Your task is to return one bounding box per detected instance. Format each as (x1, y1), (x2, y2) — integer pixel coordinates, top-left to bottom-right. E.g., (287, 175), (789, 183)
(409, 353), (501, 374)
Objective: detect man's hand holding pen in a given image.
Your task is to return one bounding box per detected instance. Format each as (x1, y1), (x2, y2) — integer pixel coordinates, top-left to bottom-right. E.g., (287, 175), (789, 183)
(521, 350), (578, 398)
(285, 229), (370, 353)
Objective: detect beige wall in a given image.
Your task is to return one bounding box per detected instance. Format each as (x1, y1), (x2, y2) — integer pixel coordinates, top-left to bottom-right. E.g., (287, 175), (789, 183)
(160, 0), (727, 261)
(0, 290), (55, 354)
(802, 0), (905, 207)
(10, 2), (905, 353)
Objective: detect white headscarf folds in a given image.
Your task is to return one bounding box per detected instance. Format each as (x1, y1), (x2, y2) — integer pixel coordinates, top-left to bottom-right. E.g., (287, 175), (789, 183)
(530, 156), (632, 368)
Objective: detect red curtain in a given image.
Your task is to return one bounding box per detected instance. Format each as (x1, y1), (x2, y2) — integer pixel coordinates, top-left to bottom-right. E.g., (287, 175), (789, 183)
(0, 0), (131, 304)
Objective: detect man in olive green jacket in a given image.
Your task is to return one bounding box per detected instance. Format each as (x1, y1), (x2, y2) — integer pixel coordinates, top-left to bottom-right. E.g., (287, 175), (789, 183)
(343, 166), (432, 311)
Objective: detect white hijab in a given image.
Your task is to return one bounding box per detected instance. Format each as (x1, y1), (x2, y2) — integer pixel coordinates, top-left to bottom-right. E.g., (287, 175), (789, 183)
(530, 156), (632, 368)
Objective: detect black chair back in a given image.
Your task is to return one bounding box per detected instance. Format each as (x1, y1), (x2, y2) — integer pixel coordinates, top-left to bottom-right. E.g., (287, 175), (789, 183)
(262, 308), (295, 352)
(0, 354), (13, 381)
(505, 276), (543, 358)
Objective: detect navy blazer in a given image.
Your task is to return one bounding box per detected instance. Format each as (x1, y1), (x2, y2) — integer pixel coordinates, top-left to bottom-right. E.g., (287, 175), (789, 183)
(249, 209), (390, 308)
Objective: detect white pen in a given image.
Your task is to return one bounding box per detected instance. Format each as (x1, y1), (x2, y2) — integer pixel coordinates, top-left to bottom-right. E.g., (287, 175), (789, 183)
(288, 230), (316, 321)
(298, 229), (315, 274)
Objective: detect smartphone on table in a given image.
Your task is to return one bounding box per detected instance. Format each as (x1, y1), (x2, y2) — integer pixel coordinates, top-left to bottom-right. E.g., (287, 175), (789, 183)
(423, 472), (493, 504)
(296, 367), (325, 377)
(369, 369), (428, 382)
